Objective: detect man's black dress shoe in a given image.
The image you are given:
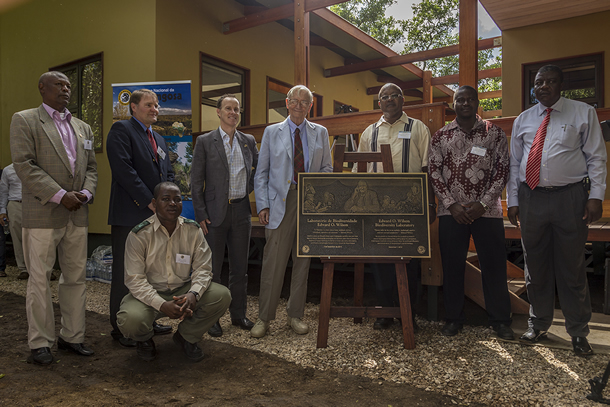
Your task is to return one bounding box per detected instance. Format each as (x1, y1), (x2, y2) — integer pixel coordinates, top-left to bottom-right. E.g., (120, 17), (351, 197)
(441, 322), (463, 337)
(519, 327), (548, 342)
(136, 339), (156, 361)
(28, 347), (53, 365)
(173, 331), (204, 362)
(57, 337), (94, 356)
(118, 337), (137, 347)
(493, 324), (515, 340)
(231, 318), (255, 330)
(153, 321), (172, 335)
(572, 336), (593, 357)
(373, 318), (394, 330)
(208, 321), (223, 337)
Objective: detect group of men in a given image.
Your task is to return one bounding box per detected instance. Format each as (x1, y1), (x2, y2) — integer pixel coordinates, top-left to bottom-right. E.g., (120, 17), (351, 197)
(7, 63), (605, 366)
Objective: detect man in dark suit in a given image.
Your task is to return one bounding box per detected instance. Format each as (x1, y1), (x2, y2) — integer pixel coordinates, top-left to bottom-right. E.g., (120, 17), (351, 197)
(191, 94), (258, 337)
(10, 71), (98, 365)
(107, 89), (174, 346)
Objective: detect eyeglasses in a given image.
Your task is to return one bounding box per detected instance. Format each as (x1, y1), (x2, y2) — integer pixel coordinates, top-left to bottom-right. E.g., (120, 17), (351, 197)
(287, 99), (312, 108)
(379, 93), (403, 102)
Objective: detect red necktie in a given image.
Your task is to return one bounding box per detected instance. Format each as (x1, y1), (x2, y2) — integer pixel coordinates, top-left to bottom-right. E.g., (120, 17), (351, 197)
(294, 128), (305, 183)
(525, 108), (552, 189)
(146, 128), (158, 155)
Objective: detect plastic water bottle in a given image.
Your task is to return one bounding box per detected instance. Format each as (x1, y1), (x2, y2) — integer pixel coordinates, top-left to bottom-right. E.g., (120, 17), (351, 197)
(3, 219), (9, 235)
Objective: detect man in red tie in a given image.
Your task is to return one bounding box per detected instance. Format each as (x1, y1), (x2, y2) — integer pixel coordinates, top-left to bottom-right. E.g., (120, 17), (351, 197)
(428, 85), (513, 340)
(106, 89), (175, 347)
(508, 65), (607, 356)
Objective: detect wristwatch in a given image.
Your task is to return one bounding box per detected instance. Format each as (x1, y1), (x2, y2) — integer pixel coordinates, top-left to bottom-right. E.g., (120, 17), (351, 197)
(428, 203), (437, 209)
(479, 201), (489, 211)
(188, 290), (200, 300)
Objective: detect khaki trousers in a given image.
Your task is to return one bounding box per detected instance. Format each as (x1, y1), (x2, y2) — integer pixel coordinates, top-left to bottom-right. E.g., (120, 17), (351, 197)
(258, 189), (311, 321)
(117, 282), (231, 343)
(8, 200), (26, 271)
(24, 219), (88, 349)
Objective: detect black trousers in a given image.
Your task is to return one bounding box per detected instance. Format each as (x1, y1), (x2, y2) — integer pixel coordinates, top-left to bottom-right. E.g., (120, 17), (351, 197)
(110, 225), (132, 337)
(373, 260), (420, 313)
(439, 215), (511, 326)
(204, 199), (251, 319)
(519, 182), (591, 337)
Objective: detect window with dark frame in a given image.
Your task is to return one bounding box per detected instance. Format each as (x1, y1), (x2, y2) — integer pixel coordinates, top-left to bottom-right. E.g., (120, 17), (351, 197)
(200, 53), (249, 133)
(51, 53), (103, 152)
(523, 53), (604, 110)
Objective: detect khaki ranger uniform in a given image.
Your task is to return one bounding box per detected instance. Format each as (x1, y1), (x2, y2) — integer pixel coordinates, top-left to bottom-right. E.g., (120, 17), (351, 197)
(117, 214), (231, 344)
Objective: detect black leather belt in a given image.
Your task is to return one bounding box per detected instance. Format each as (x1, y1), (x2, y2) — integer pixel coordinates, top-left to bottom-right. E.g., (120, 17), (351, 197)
(532, 181), (582, 192)
(228, 196), (246, 204)
(10, 200), (22, 203)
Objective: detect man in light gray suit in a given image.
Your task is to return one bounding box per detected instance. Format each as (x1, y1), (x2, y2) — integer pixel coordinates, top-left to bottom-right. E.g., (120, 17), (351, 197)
(10, 71), (97, 365)
(251, 85), (332, 338)
(191, 94), (258, 337)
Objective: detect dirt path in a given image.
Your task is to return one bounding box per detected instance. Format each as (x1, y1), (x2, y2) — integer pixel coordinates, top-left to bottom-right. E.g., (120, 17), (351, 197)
(0, 291), (481, 406)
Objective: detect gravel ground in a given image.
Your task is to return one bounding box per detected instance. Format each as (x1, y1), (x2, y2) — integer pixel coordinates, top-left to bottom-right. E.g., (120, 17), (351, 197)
(1, 264), (608, 406)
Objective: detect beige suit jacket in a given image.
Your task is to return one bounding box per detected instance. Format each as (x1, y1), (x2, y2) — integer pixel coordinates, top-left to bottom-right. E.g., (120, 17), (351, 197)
(10, 105), (97, 228)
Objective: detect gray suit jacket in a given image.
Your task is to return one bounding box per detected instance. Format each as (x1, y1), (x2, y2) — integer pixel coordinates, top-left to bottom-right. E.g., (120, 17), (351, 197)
(10, 105), (98, 228)
(191, 128), (258, 227)
(254, 118), (333, 229)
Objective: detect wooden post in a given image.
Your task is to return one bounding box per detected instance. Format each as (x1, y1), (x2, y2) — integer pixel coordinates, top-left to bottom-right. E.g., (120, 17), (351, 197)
(294, 0), (310, 86)
(422, 70), (433, 104)
(459, 0), (477, 88)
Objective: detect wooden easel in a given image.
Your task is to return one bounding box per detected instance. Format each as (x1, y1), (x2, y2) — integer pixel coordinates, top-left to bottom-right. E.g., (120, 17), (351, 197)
(316, 144), (416, 349)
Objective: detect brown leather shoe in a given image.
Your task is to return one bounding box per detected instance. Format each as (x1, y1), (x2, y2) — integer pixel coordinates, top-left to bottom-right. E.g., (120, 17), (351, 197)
(17, 271), (29, 280)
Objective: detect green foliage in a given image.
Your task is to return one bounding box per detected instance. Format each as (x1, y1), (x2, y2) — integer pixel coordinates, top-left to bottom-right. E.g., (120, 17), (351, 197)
(402, 0), (459, 75)
(330, 0), (503, 111)
(330, 0), (404, 45)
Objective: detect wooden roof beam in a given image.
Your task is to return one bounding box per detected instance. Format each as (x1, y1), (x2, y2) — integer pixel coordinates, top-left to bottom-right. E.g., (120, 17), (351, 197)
(222, 0), (347, 35)
(367, 68), (502, 95)
(312, 8), (423, 78)
(324, 36), (501, 78)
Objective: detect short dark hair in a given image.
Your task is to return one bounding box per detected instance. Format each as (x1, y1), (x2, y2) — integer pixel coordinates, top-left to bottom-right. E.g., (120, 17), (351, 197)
(378, 83), (403, 100)
(39, 71), (68, 85)
(129, 89), (158, 115)
(153, 181), (179, 199)
(537, 65), (564, 83)
(454, 85), (478, 101)
(216, 94), (239, 109)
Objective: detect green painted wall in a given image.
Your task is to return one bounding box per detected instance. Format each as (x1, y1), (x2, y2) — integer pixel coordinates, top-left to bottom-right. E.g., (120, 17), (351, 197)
(502, 11), (610, 116)
(1, 0), (384, 234)
(0, 0), (156, 234)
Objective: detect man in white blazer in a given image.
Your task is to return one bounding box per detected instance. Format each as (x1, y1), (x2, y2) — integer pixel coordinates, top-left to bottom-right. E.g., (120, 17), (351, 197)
(252, 85), (332, 338)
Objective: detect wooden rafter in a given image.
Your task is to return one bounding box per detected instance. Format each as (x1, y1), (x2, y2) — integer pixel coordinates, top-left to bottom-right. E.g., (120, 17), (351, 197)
(367, 68), (502, 95)
(324, 36), (500, 78)
(222, 0), (346, 35)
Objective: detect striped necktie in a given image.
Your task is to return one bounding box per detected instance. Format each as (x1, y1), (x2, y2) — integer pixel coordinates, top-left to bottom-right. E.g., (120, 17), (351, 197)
(525, 108), (552, 189)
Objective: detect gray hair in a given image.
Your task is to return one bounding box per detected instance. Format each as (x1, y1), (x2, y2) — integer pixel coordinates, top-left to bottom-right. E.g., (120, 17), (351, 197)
(287, 85), (313, 103)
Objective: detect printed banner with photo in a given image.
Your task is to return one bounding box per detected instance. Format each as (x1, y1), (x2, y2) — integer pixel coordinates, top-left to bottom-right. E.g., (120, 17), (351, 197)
(112, 80), (194, 219)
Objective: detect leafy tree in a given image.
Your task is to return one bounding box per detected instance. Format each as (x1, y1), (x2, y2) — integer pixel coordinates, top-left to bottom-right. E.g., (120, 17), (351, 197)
(330, 0), (503, 111)
(330, 0), (403, 46)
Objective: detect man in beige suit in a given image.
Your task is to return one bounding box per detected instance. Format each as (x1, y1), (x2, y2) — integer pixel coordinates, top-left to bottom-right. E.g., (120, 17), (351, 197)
(10, 71), (98, 365)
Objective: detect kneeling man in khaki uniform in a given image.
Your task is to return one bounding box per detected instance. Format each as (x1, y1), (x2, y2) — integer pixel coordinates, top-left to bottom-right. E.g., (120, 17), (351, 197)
(117, 182), (231, 362)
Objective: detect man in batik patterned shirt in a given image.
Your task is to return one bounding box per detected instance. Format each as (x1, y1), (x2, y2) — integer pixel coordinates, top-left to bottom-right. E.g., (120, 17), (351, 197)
(428, 85), (513, 340)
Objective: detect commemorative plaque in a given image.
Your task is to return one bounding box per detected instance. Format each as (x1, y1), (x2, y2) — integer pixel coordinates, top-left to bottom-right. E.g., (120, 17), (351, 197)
(297, 173), (430, 258)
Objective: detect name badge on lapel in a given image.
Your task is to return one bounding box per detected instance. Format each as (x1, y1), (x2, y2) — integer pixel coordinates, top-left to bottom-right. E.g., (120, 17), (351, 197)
(398, 131), (411, 140)
(84, 139), (93, 150)
(157, 146), (166, 160)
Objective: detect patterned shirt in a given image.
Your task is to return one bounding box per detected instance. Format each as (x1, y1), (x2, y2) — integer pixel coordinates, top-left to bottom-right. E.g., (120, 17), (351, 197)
(219, 127), (247, 200)
(428, 116), (509, 219)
